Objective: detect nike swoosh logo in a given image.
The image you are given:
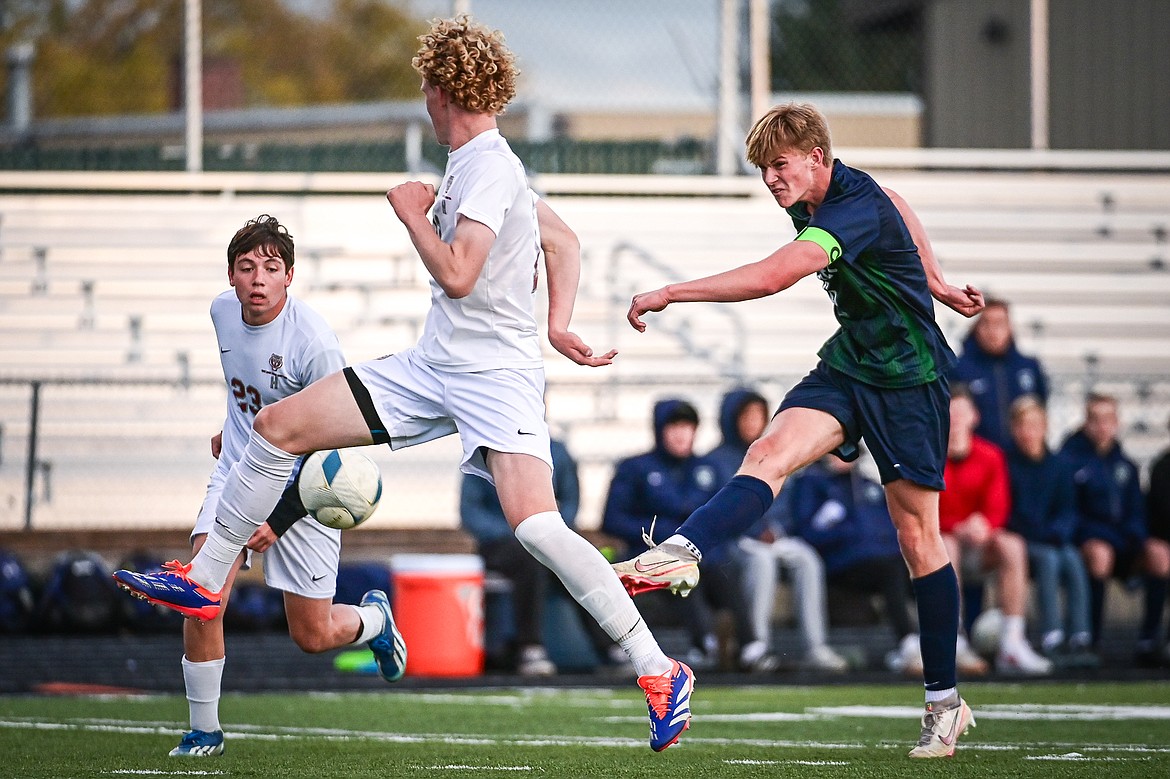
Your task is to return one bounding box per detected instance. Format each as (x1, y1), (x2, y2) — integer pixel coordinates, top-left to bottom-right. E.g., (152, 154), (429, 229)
(220, 348), (231, 353)
(517, 429), (536, 436)
(311, 574), (327, 582)
(939, 707), (963, 746)
(633, 559), (676, 573)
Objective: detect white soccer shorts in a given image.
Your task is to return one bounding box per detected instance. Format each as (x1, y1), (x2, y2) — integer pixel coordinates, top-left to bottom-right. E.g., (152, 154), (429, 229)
(351, 347), (553, 484)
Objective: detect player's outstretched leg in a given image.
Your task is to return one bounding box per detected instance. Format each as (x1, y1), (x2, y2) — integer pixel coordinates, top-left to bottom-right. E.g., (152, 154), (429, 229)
(638, 659), (695, 751)
(169, 729), (225, 757)
(612, 542), (700, 598)
(360, 589), (407, 682)
(113, 560), (222, 621)
(908, 694), (975, 758)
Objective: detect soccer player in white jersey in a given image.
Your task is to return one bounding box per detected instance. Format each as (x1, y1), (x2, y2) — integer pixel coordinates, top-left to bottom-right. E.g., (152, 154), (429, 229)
(115, 17), (693, 752)
(127, 215), (406, 758)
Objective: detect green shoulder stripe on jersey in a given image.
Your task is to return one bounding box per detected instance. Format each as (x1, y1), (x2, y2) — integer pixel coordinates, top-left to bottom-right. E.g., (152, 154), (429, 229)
(795, 226), (843, 263)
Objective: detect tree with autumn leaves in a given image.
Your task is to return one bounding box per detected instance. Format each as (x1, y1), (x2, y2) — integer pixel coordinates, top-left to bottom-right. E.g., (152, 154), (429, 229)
(0, 0), (426, 119)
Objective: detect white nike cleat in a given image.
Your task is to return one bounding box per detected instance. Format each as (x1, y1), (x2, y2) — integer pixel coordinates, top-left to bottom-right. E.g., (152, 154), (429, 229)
(612, 544), (700, 598)
(908, 698), (975, 758)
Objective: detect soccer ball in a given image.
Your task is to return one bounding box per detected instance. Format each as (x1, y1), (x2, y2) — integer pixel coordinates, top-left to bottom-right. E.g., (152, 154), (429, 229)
(970, 607), (1004, 658)
(297, 449), (382, 530)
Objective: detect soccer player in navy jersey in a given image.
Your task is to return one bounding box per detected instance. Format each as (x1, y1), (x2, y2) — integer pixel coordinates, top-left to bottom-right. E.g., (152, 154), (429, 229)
(614, 102), (985, 758)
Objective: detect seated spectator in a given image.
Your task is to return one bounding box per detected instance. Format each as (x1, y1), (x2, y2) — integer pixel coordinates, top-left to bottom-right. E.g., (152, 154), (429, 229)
(1062, 393), (1170, 668)
(602, 399), (754, 670)
(788, 454), (922, 675)
(1005, 396), (1096, 667)
(950, 297), (1049, 451)
(710, 388), (847, 672)
(461, 435), (579, 676)
(941, 384), (1052, 675)
(1148, 414), (1170, 664)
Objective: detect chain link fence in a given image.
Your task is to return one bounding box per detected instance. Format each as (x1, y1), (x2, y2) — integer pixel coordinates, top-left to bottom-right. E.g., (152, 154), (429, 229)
(0, 0), (926, 172)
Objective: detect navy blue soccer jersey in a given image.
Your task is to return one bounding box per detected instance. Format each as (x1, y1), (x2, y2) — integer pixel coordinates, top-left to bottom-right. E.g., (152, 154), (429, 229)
(785, 160), (955, 388)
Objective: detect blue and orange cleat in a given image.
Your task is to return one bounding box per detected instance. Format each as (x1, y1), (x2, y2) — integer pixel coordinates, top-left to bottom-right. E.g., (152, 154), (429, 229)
(113, 560), (222, 622)
(639, 658), (694, 751)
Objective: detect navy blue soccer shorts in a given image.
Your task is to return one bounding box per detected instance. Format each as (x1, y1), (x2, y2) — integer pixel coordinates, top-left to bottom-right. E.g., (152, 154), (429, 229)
(778, 361), (949, 490)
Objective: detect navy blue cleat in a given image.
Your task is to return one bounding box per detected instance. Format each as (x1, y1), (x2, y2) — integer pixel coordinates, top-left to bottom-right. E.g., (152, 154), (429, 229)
(639, 658), (694, 751)
(169, 729), (225, 757)
(361, 589), (407, 682)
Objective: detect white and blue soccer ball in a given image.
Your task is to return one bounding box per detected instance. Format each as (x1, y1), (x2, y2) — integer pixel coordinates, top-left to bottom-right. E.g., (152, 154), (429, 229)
(297, 449), (382, 530)
(970, 607), (1004, 658)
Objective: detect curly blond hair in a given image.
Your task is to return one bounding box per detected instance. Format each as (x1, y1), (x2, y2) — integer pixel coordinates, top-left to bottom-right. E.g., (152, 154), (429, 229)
(412, 15), (518, 116)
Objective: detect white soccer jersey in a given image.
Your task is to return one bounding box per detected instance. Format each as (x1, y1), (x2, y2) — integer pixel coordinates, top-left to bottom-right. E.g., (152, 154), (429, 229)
(210, 290), (346, 472)
(417, 128), (545, 371)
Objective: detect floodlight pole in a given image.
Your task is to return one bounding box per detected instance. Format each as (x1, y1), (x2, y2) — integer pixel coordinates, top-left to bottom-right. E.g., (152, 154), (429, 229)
(749, 0), (770, 125)
(716, 0), (740, 176)
(185, 0), (203, 173)
(1029, 0), (1049, 150)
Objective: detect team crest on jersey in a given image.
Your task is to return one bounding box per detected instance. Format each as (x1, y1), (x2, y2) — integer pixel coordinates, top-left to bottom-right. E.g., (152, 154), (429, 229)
(263, 353), (287, 389)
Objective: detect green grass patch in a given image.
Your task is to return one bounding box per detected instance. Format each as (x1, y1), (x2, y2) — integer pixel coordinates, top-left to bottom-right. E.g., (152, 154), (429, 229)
(1, 681), (1168, 778)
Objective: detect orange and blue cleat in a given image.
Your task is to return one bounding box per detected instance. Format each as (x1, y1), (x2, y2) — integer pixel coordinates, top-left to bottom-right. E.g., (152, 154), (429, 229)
(639, 658), (695, 751)
(113, 560), (222, 622)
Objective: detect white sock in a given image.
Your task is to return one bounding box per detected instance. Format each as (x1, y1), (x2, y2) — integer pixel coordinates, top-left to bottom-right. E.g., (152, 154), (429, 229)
(190, 430), (298, 590)
(351, 604), (385, 645)
(182, 655), (225, 733)
(1001, 614), (1026, 646)
(514, 511), (671, 678)
(925, 686), (958, 705)
(663, 533), (702, 562)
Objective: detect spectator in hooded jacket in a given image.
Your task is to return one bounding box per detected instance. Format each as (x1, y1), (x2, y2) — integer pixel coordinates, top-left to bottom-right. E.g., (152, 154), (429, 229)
(710, 388), (848, 673)
(1062, 393), (1170, 667)
(603, 399), (754, 669)
(789, 454), (923, 674)
(1005, 395), (1094, 666)
(951, 298), (1048, 450)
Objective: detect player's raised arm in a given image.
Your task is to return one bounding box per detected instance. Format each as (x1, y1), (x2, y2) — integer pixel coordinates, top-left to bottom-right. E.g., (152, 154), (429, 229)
(883, 186), (985, 318)
(627, 239), (828, 332)
(387, 181), (494, 299)
(537, 198), (617, 366)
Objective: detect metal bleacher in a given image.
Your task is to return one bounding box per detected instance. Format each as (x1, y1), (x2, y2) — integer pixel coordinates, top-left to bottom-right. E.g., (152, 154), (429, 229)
(1, 163), (1168, 533)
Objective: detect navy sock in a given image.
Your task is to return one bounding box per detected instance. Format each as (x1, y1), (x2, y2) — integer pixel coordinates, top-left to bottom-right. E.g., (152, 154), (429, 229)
(912, 563), (960, 692)
(1140, 576), (1168, 643)
(677, 475), (774, 558)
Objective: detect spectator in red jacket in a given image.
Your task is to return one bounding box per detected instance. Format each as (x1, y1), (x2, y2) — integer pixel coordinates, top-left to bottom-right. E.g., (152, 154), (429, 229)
(941, 383), (1051, 676)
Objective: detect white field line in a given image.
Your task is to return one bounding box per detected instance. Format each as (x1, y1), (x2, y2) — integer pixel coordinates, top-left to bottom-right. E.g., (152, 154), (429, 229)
(2, 716), (1169, 755)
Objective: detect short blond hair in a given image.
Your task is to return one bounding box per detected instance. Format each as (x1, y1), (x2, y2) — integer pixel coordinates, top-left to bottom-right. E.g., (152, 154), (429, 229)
(412, 14), (517, 115)
(1009, 394), (1045, 424)
(745, 102), (833, 168)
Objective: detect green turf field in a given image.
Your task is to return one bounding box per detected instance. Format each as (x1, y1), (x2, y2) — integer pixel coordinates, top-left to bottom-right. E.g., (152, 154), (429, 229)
(1, 681), (1168, 778)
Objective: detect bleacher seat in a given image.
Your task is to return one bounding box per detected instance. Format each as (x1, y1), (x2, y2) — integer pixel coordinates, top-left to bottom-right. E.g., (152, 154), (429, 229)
(1, 167), (1168, 531)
